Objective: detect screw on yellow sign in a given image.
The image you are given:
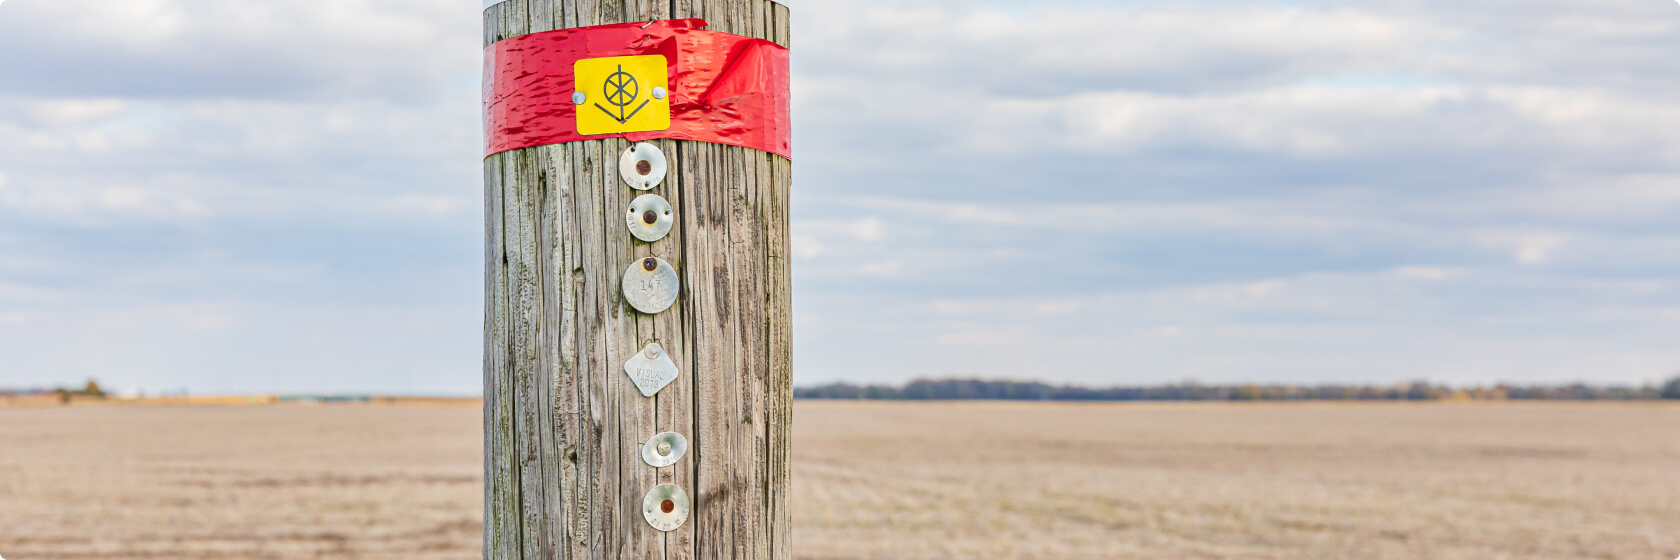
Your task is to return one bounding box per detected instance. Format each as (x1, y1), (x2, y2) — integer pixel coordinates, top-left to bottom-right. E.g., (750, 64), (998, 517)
(575, 55), (671, 135)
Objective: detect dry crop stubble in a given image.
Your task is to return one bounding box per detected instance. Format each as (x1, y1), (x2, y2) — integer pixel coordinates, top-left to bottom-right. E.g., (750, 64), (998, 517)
(1, 400), (1677, 559)
(0, 404), (483, 559)
(789, 401), (1680, 560)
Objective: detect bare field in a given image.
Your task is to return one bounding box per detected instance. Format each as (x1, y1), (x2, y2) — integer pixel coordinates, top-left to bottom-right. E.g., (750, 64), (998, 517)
(792, 402), (1680, 560)
(2, 401), (1677, 559)
(0, 404), (482, 559)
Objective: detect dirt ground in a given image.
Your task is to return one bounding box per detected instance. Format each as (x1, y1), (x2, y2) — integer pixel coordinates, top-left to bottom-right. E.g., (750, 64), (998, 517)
(1, 401), (1676, 559)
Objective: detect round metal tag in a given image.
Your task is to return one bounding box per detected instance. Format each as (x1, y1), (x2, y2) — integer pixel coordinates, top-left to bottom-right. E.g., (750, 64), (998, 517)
(625, 194), (674, 242)
(619, 143), (668, 191)
(622, 257), (679, 314)
(641, 432), (688, 467)
(642, 484), (690, 532)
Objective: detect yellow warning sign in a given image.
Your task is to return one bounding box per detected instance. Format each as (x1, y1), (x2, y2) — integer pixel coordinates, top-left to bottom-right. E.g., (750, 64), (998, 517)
(575, 55), (671, 135)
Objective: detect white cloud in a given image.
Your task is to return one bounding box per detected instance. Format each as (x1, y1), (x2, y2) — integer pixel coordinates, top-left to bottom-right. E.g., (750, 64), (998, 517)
(0, 281), (71, 304)
(860, 260), (902, 277)
(844, 217), (886, 241)
(797, 217), (889, 241)
(799, 267), (1680, 386)
(0, 303), (478, 393)
(791, 235), (825, 259)
(1242, 280), (1284, 298)
(1515, 235), (1567, 265)
(931, 300), (990, 315)
(30, 99), (128, 124)
(1145, 325), (1183, 337)
(1394, 266), (1455, 281)
(1030, 301), (1078, 316)
(0, 0), (480, 101)
(4, 0), (1680, 391)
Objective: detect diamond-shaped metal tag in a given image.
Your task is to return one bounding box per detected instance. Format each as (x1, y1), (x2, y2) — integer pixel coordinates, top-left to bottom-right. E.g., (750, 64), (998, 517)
(624, 342), (679, 397)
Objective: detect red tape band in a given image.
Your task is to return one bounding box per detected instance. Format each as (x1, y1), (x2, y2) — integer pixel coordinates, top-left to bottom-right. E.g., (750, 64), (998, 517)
(483, 19), (791, 159)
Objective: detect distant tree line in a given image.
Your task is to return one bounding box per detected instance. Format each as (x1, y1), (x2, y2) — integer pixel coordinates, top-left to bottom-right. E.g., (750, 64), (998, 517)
(794, 377), (1680, 402)
(0, 380), (106, 403)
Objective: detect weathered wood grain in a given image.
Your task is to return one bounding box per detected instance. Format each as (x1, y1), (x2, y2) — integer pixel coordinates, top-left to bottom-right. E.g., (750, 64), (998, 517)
(484, 134), (518, 560)
(766, 154), (792, 560)
(484, 3), (791, 558)
(646, 137), (695, 560)
(508, 147), (545, 560)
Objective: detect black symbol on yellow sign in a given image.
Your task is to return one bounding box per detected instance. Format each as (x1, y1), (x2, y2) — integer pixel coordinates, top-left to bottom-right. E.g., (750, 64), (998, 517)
(575, 55), (670, 135)
(597, 65), (650, 124)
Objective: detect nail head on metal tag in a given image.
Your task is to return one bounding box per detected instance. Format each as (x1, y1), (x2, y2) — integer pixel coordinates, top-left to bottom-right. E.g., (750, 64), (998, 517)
(618, 142), (667, 191)
(626, 194), (674, 242)
(642, 484), (690, 532)
(624, 342), (679, 397)
(622, 257), (678, 314)
(641, 432), (688, 467)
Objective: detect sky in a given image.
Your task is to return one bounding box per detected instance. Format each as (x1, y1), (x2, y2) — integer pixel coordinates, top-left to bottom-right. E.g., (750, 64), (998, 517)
(0, 0), (1678, 394)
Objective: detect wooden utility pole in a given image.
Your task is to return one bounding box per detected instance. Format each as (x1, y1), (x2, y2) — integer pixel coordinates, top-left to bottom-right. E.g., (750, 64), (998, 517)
(482, 1), (791, 560)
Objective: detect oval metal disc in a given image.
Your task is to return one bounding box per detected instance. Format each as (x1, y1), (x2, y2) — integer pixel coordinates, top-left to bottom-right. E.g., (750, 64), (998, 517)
(624, 342), (679, 397)
(641, 432), (688, 467)
(622, 257), (679, 314)
(625, 194), (674, 242)
(642, 484), (690, 532)
(618, 143), (668, 191)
